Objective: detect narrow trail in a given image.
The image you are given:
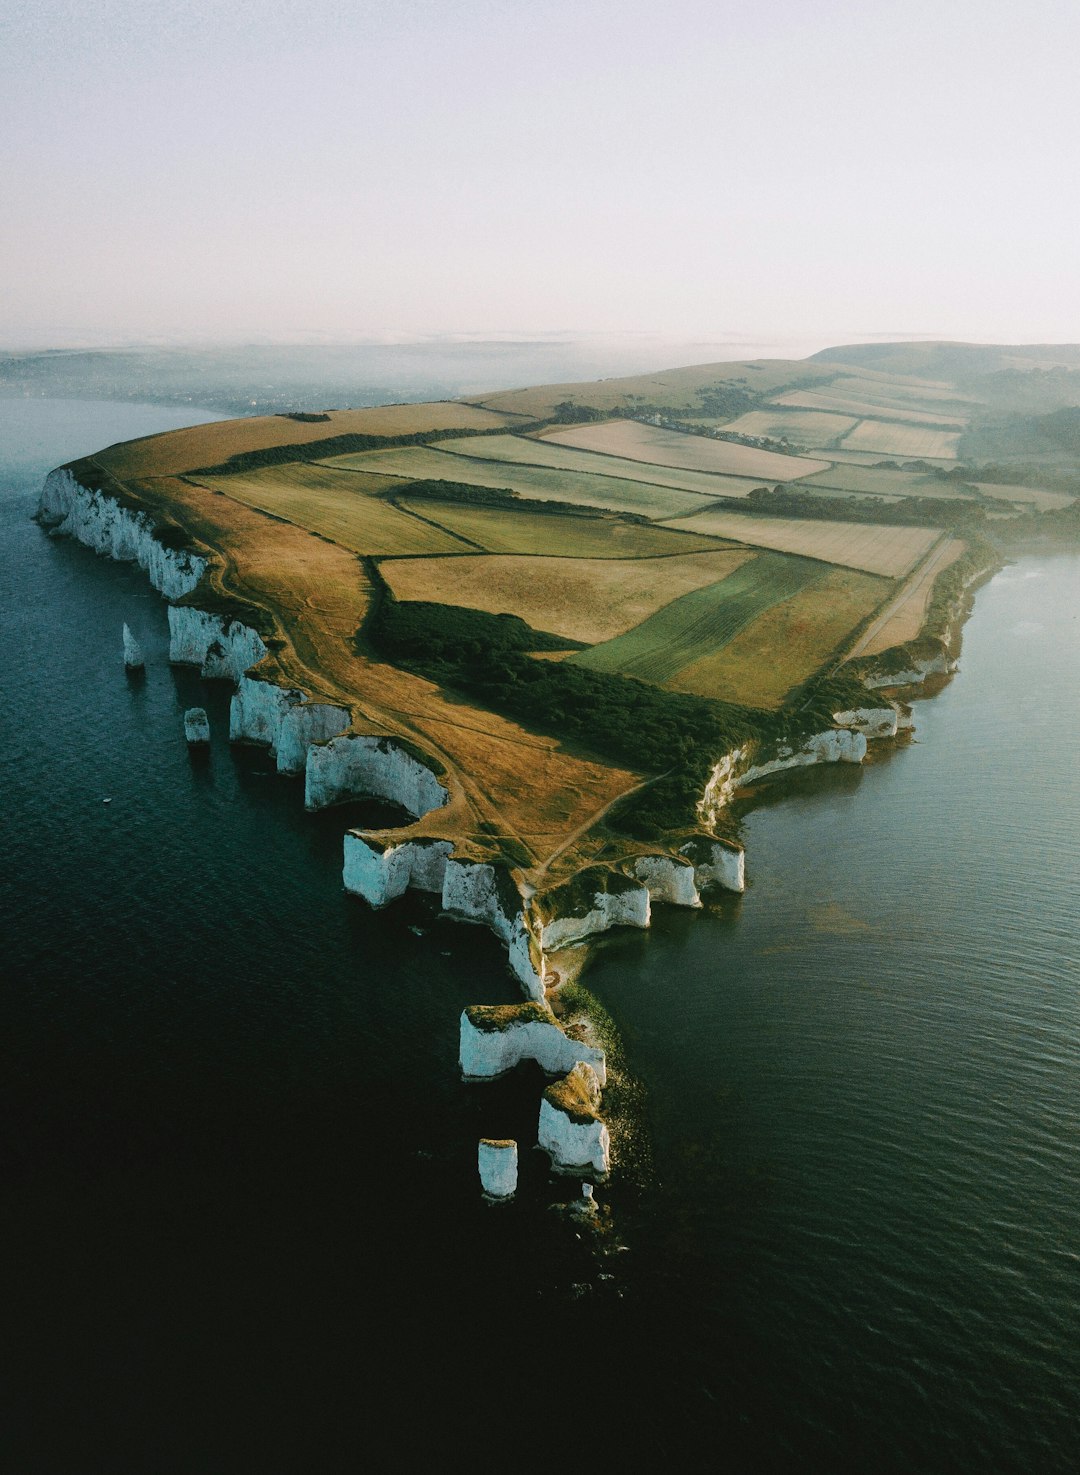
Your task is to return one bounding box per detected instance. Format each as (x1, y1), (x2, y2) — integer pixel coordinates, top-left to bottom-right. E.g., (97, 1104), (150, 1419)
(842, 532), (952, 665)
(529, 771), (662, 883)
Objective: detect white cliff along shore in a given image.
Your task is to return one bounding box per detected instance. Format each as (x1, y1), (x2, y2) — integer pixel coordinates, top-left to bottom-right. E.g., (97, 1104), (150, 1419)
(40, 466), (932, 1201)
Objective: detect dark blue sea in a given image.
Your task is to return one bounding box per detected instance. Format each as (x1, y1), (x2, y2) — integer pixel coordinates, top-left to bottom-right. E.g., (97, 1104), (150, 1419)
(3, 400), (1079, 1471)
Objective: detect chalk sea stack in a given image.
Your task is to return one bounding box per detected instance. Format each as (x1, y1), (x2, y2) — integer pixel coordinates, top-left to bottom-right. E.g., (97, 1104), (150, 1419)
(184, 707), (210, 745)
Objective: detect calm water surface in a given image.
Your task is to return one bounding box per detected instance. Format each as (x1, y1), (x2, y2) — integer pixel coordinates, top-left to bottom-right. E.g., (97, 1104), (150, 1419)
(2, 400), (1079, 1471)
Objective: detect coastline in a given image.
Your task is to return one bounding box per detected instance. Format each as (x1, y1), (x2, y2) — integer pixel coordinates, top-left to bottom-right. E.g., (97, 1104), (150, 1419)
(37, 461), (999, 1193)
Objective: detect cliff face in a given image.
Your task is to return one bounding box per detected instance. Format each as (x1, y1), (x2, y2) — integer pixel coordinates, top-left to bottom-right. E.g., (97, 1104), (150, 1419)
(38, 468), (206, 599)
(230, 675), (350, 775)
(459, 1004), (607, 1085)
(863, 652), (956, 689)
(538, 1063), (610, 1177)
(699, 728), (869, 826)
(305, 734), (449, 815)
(168, 606), (267, 681)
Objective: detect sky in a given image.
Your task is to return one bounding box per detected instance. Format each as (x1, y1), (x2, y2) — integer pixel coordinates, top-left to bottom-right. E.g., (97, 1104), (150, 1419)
(2, 0), (1079, 352)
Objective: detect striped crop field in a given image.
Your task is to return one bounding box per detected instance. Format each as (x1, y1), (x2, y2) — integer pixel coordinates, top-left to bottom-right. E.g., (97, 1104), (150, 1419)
(395, 498), (727, 558)
(539, 419), (831, 481)
(320, 444), (709, 520)
(567, 552), (825, 685)
(197, 465), (473, 555)
(798, 463), (957, 498)
(670, 567), (892, 707)
(840, 421), (962, 460)
(827, 375), (979, 408)
(715, 409), (859, 445)
(662, 508), (940, 577)
(429, 433), (767, 500)
(379, 548), (754, 646)
(772, 391), (966, 426)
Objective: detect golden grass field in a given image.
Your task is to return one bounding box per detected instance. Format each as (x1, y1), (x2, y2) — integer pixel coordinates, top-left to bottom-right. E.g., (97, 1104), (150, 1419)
(429, 432), (767, 500)
(668, 567), (891, 707)
(396, 498), (725, 558)
(716, 409), (859, 444)
(99, 469), (639, 866)
(662, 507), (941, 576)
(540, 419), (831, 481)
(774, 390), (967, 426)
(85, 343), (1012, 868)
(379, 548), (754, 646)
(851, 538), (968, 657)
(197, 465), (473, 555)
(94, 402), (522, 479)
(321, 444), (712, 519)
(840, 421), (962, 460)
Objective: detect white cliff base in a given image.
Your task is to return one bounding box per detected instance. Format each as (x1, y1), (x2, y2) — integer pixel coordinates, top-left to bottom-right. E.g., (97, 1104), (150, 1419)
(631, 854), (702, 907)
(478, 1139), (518, 1200)
(538, 1063), (611, 1178)
(864, 652), (956, 689)
(833, 704), (900, 738)
(459, 1004), (606, 1087)
(680, 836), (746, 895)
(230, 674), (349, 775)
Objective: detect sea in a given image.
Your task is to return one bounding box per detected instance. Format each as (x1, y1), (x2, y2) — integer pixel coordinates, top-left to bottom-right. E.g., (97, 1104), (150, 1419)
(2, 399), (1079, 1472)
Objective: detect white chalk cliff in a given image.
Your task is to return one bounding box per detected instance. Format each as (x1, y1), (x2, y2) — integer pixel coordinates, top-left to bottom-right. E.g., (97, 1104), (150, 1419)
(184, 708), (210, 745)
(39, 469), (206, 600)
(122, 623), (144, 669)
(305, 734), (449, 815)
(459, 1003), (606, 1086)
(478, 1139), (518, 1200)
(538, 1063), (611, 1177)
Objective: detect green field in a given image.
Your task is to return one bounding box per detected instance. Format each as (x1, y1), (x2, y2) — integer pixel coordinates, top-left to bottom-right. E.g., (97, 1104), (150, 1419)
(321, 444), (711, 519)
(798, 463), (963, 498)
(198, 465), (472, 555)
(431, 433), (767, 499)
(397, 497), (726, 558)
(568, 552), (825, 684)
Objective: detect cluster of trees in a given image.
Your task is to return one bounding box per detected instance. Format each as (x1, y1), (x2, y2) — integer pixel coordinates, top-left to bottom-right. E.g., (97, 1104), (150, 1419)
(189, 424), (512, 477)
(368, 591), (868, 837)
(741, 484), (991, 535)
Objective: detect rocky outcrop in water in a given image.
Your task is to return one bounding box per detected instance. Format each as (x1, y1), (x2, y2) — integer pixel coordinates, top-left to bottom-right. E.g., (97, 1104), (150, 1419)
(184, 707), (210, 745)
(478, 1139), (518, 1200)
(122, 623), (144, 669)
(538, 1063), (610, 1177)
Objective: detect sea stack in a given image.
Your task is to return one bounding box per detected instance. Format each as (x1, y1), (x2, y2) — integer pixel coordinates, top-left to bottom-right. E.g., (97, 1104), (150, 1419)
(122, 623), (144, 669)
(538, 1062), (610, 1178)
(184, 707), (211, 745)
(478, 1139), (518, 1200)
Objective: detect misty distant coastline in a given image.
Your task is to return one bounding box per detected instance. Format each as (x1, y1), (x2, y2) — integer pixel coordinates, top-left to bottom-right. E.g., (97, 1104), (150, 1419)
(0, 337), (872, 418)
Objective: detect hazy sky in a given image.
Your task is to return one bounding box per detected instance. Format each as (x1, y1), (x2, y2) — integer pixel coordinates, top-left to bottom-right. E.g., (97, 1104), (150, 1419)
(3, 0), (1079, 350)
